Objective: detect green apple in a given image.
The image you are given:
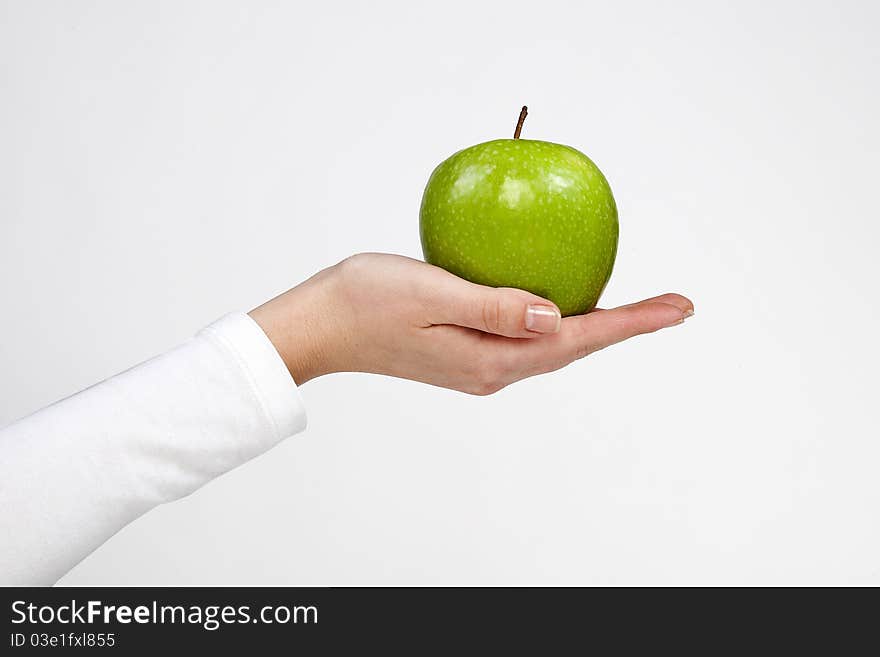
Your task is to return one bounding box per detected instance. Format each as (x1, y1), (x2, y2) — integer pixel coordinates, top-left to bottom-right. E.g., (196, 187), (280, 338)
(419, 107), (618, 316)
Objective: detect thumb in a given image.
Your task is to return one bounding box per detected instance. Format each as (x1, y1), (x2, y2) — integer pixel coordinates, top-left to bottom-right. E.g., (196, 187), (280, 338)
(434, 281), (562, 338)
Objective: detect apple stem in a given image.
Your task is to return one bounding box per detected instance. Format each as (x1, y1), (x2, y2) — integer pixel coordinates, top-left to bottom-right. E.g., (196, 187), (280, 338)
(513, 105), (528, 139)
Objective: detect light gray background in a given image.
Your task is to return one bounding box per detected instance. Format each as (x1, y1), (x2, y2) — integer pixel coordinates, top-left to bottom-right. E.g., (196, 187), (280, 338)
(1, 0), (878, 585)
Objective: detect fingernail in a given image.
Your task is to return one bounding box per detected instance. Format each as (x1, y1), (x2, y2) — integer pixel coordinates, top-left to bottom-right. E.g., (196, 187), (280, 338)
(671, 309), (694, 326)
(525, 305), (561, 333)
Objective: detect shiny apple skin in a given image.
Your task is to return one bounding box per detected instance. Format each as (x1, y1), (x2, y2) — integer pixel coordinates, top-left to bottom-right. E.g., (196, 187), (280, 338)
(420, 138), (618, 316)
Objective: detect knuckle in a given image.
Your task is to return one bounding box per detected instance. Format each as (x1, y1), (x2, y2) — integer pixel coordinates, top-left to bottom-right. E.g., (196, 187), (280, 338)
(469, 378), (505, 396)
(480, 296), (504, 334)
(479, 355), (512, 395)
(572, 318), (599, 360)
(464, 352), (508, 396)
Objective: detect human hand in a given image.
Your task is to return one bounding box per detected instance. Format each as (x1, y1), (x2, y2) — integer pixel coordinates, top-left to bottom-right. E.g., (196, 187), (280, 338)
(249, 253), (693, 395)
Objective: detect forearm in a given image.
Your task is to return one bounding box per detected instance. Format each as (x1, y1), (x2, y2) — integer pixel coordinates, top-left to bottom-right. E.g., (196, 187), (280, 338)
(0, 313), (306, 585)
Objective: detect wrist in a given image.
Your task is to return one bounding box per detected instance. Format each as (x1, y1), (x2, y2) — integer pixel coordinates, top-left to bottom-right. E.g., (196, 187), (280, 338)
(249, 267), (342, 385)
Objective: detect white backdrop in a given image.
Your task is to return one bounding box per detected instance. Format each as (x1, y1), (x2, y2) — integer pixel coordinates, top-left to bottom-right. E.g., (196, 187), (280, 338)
(1, 0), (878, 585)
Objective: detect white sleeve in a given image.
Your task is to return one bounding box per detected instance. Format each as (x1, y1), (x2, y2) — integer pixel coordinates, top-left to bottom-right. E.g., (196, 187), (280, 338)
(0, 312), (307, 585)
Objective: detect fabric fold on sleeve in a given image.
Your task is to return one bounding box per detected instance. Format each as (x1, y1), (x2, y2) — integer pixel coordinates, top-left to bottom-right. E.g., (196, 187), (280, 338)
(0, 312), (308, 585)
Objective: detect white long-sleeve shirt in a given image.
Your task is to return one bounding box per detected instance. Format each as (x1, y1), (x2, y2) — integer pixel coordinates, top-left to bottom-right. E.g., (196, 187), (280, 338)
(0, 313), (308, 585)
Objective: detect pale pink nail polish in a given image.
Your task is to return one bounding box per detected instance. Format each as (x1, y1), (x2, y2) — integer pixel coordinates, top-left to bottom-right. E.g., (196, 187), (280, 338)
(525, 305), (561, 333)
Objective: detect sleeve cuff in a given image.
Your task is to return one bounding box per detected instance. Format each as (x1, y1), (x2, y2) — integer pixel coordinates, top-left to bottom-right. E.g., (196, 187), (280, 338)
(199, 312), (308, 440)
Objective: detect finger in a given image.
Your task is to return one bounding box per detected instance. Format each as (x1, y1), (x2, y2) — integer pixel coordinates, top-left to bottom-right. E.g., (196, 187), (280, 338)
(460, 295), (693, 389)
(563, 300), (689, 359)
(427, 276), (562, 338)
(615, 292), (694, 315)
